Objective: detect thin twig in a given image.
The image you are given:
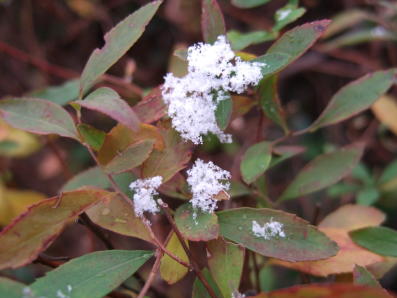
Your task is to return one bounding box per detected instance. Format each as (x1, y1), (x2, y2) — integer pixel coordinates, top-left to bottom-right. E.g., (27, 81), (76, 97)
(0, 40), (143, 96)
(137, 249), (163, 298)
(251, 251), (260, 293)
(158, 201), (217, 298)
(252, 189), (277, 209)
(270, 128), (309, 146)
(142, 219), (191, 269)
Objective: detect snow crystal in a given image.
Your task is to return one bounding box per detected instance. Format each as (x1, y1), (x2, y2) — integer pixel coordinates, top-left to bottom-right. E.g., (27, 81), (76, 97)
(252, 219), (286, 240)
(371, 26), (388, 37)
(22, 287), (33, 298)
(56, 290), (68, 298)
(129, 176), (163, 217)
(162, 35), (264, 144)
(187, 159), (231, 213)
(277, 8), (292, 21)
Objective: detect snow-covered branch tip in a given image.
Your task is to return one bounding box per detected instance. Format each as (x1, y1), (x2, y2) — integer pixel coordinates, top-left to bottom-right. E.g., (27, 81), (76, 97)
(162, 35), (264, 144)
(187, 159), (231, 214)
(129, 176), (163, 218)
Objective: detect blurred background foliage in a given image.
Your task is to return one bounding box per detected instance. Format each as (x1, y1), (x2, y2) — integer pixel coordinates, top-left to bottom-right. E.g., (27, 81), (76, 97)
(1, 0), (397, 296)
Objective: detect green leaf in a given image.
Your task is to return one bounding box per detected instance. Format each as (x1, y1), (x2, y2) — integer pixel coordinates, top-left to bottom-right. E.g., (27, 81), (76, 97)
(279, 144), (364, 201)
(76, 87), (140, 131)
(266, 20), (331, 70)
(0, 277), (26, 298)
(252, 53), (291, 76)
(30, 79), (80, 106)
(322, 27), (397, 50)
(350, 226), (397, 257)
(160, 233), (189, 284)
(353, 265), (382, 288)
(259, 266), (277, 292)
(0, 98), (78, 139)
(229, 181), (251, 198)
(207, 239), (244, 298)
(201, 0), (226, 44)
(258, 75), (288, 133)
(86, 194), (152, 243)
(103, 139), (154, 174)
(192, 268), (223, 298)
(218, 207), (338, 262)
(357, 187), (379, 206)
(227, 30), (277, 51)
(80, 1), (162, 94)
(310, 69), (397, 131)
(142, 122), (192, 183)
(175, 203), (219, 241)
(352, 163), (373, 185)
(323, 9), (370, 39)
(231, 0), (271, 9)
(273, 4), (306, 32)
(77, 124), (106, 151)
(378, 158), (397, 185)
(240, 141), (272, 184)
(0, 188), (113, 270)
(215, 95), (233, 130)
(30, 250), (153, 298)
(61, 166), (134, 194)
(269, 145), (305, 168)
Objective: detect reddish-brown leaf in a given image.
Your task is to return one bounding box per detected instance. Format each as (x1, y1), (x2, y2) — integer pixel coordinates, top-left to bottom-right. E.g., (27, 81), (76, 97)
(319, 204), (385, 231)
(86, 194), (152, 243)
(98, 123), (164, 166)
(134, 87), (167, 124)
(142, 121), (192, 183)
(0, 188), (113, 270)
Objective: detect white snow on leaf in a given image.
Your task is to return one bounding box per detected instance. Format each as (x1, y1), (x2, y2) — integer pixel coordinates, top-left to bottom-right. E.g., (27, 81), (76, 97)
(187, 159), (231, 213)
(129, 176), (163, 217)
(252, 218), (286, 240)
(277, 8), (292, 21)
(162, 35), (264, 144)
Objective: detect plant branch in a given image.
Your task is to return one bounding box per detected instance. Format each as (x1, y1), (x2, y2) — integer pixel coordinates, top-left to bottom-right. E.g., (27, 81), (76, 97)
(271, 128), (309, 147)
(158, 201), (218, 298)
(0, 40), (143, 96)
(137, 249), (163, 298)
(252, 189), (277, 209)
(83, 143), (192, 270)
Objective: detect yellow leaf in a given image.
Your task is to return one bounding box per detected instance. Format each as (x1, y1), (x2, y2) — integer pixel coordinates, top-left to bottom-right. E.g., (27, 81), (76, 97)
(236, 51), (257, 61)
(67, 0), (97, 18)
(160, 232), (189, 284)
(0, 186), (45, 226)
(318, 204), (385, 231)
(0, 119), (41, 158)
(98, 123), (164, 165)
(372, 95), (397, 136)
